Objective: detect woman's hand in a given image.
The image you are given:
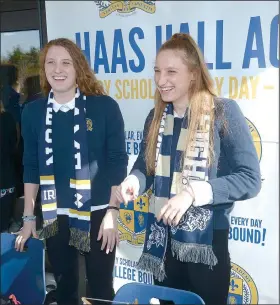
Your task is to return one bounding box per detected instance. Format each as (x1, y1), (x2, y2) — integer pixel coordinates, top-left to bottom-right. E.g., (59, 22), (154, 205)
(15, 220), (38, 252)
(97, 208), (119, 254)
(115, 176), (140, 204)
(157, 190), (194, 226)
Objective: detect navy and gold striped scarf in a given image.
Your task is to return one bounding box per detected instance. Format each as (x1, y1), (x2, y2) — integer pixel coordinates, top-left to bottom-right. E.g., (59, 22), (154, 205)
(39, 88), (91, 252)
(137, 103), (217, 281)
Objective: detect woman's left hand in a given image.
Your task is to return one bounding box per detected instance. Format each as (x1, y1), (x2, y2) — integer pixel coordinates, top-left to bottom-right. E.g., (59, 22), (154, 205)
(97, 208), (119, 254)
(157, 190), (194, 226)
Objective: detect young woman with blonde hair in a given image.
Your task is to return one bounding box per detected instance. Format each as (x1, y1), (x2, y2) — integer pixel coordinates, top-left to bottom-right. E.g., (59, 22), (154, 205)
(15, 38), (128, 305)
(115, 33), (261, 305)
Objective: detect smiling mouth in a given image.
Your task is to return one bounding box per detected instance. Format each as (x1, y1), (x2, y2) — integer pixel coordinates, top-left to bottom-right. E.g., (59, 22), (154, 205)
(53, 76), (66, 81)
(159, 87), (174, 93)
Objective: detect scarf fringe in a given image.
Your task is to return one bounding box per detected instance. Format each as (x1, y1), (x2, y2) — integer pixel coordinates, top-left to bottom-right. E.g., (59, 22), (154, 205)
(39, 219), (58, 239)
(137, 253), (166, 282)
(69, 227), (91, 252)
(171, 239), (218, 267)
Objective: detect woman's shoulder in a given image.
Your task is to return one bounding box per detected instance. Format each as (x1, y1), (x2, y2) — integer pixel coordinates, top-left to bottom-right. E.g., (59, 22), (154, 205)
(86, 94), (120, 110)
(145, 108), (155, 122)
(86, 94), (116, 103)
(214, 97), (248, 139)
(21, 98), (47, 128)
(214, 97), (241, 117)
(22, 98), (47, 115)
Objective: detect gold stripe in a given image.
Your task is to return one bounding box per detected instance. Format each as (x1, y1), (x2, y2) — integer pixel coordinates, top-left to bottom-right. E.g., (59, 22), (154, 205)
(170, 172), (183, 195)
(69, 209), (91, 216)
(70, 179), (91, 185)
(40, 175), (55, 180)
(156, 155), (170, 177)
(42, 202), (57, 210)
(177, 128), (188, 151)
(164, 114), (174, 136)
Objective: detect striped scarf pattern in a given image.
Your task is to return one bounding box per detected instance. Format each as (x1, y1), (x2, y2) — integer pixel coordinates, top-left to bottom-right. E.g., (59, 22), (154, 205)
(39, 88), (91, 252)
(137, 103), (217, 281)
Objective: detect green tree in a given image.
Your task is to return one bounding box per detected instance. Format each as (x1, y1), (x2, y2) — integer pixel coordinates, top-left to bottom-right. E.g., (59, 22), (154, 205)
(2, 46), (40, 89)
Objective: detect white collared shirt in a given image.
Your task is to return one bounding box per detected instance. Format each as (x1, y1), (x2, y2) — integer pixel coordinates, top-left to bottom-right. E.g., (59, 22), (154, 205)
(174, 110), (184, 118)
(52, 97), (75, 113)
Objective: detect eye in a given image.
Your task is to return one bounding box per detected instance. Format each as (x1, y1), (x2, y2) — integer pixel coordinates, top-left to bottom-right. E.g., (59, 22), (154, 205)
(168, 70), (176, 74)
(154, 69), (160, 73)
(63, 61), (71, 65)
(46, 60), (54, 64)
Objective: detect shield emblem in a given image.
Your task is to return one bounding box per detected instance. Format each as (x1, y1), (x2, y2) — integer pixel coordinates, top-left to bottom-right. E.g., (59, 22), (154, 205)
(228, 278), (243, 304)
(118, 195), (149, 246)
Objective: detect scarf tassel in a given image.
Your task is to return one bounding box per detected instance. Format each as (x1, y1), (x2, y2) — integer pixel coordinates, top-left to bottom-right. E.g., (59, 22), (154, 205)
(171, 239), (218, 267)
(69, 227), (91, 252)
(39, 219), (58, 239)
(137, 253), (166, 282)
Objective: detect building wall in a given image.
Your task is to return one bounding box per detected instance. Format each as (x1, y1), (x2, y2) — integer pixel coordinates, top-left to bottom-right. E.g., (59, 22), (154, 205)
(0, 0), (47, 45)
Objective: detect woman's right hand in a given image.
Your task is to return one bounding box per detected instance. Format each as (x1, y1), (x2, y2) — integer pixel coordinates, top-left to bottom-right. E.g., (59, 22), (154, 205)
(115, 175), (140, 204)
(15, 220), (38, 252)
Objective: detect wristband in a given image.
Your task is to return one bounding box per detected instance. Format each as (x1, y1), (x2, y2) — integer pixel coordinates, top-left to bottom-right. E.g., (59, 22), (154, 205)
(22, 215), (36, 222)
(107, 206), (119, 212)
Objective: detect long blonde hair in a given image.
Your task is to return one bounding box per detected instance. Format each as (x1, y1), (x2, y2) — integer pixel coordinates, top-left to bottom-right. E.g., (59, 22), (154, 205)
(39, 38), (105, 96)
(145, 33), (220, 175)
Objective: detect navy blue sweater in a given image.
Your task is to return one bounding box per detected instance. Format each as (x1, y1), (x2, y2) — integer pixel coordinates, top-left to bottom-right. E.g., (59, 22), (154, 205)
(131, 98), (261, 229)
(21, 95), (128, 208)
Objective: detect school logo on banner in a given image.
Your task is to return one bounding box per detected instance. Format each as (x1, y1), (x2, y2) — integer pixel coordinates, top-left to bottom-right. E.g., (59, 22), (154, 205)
(228, 263), (258, 304)
(246, 118), (262, 161)
(117, 194), (149, 246)
(95, 1), (156, 18)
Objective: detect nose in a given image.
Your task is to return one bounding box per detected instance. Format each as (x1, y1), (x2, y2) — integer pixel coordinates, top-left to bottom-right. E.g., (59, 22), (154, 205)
(155, 72), (167, 87)
(54, 62), (62, 74)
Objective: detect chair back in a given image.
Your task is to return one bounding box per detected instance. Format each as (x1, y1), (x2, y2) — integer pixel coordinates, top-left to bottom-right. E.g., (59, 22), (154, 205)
(113, 282), (205, 304)
(1, 233), (46, 305)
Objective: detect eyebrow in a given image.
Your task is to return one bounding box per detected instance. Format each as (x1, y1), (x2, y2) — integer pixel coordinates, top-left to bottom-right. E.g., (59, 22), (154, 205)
(46, 57), (73, 61)
(154, 66), (178, 70)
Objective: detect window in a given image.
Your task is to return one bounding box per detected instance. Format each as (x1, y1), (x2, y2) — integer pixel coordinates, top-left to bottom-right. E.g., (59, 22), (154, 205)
(1, 30), (41, 92)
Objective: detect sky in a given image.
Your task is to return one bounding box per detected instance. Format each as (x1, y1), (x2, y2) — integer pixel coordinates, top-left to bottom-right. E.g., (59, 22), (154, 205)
(1, 30), (40, 59)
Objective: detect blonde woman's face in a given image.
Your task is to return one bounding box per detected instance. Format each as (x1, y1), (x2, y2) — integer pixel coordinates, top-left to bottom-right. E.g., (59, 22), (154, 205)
(45, 46), (77, 98)
(154, 49), (195, 105)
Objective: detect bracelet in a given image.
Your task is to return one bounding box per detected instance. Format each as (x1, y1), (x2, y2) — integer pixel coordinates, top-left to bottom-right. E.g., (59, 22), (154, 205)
(22, 215), (36, 222)
(107, 206), (119, 211)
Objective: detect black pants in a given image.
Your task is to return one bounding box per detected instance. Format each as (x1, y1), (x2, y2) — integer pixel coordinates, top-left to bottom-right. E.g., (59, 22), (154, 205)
(46, 209), (115, 305)
(154, 229), (231, 305)
(0, 192), (15, 232)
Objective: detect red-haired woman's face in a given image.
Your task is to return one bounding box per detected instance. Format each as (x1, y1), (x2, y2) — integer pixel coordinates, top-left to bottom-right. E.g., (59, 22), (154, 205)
(44, 46), (76, 100)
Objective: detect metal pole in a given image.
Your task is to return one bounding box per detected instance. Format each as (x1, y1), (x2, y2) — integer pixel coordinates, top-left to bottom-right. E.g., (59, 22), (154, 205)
(37, 0), (43, 48)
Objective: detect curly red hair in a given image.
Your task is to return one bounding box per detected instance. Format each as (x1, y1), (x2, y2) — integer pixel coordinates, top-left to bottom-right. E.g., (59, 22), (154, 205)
(39, 38), (105, 96)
